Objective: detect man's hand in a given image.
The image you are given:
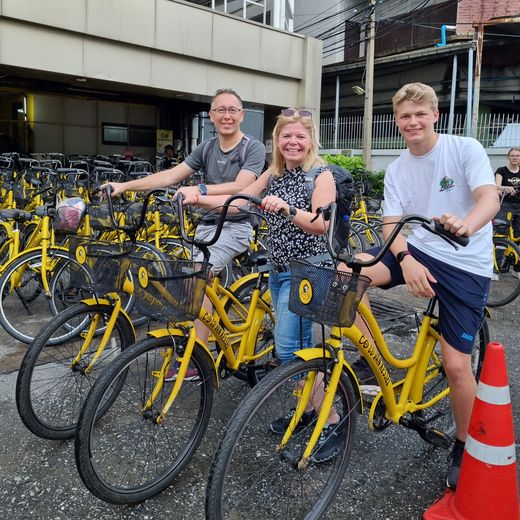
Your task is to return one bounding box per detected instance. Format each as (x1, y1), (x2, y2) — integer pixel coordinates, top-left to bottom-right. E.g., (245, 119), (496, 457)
(100, 182), (125, 197)
(401, 255), (437, 298)
(176, 185), (201, 205)
(437, 213), (470, 237)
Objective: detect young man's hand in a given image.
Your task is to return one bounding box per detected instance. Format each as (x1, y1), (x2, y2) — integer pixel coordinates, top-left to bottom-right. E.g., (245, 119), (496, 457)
(401, 255), (437, 298)
(437, 213), (470, 237)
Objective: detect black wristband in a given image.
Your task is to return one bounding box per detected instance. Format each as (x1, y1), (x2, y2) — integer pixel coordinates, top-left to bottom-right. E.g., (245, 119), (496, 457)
(396, 250), (411, 263)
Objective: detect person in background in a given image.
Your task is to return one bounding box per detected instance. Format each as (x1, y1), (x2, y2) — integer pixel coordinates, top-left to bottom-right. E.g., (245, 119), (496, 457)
(495, 148), (520, 278)
(162, 144), (176, 170)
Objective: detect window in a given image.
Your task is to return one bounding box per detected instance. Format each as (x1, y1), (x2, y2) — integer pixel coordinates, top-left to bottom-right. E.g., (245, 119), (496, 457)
(129, 125), (155, 147)
(102, 123), (128, 145)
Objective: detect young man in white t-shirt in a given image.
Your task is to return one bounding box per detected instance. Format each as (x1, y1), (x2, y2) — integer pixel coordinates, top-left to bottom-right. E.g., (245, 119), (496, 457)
(353, 83), (499, 488)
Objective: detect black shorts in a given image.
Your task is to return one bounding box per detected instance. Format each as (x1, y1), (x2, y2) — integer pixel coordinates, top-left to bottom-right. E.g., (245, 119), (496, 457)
(366, 244), (489, 354)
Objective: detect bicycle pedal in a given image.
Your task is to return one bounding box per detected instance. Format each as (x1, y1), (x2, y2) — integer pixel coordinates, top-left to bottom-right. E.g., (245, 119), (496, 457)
(421, 428), (452, 449)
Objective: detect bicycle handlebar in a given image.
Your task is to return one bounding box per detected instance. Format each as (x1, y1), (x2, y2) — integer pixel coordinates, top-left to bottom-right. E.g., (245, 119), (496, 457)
(323, 203), (469, 271)
(174, 193), (263, 249)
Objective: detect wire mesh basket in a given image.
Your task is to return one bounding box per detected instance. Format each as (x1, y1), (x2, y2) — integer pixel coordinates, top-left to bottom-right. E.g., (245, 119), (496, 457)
(130, 252), (211, 323)
(288, 259), (371, 327)
(68, 236), (133, 294)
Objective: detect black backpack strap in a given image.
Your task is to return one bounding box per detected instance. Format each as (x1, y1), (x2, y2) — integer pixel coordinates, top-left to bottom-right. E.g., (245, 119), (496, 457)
(237, 134), (253, 169)
(201, 136), (218, 172)
(304, 167), (322, 200)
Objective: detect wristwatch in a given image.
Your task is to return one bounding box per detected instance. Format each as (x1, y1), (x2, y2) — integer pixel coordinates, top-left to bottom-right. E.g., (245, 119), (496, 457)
(396, 250), (411, 263)
(286, 206), (297, 221)
(198, 183), (208, 196)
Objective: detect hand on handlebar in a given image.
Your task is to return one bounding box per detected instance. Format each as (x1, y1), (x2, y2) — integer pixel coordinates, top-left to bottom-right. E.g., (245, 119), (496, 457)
(175, 186), (200, 205)
(260, 195), (290, 216)
(436, 213), (470, 237)
(100, 182), (125, 198)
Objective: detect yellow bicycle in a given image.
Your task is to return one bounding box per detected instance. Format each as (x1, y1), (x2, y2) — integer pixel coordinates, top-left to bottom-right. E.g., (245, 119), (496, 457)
(205, 210), (489, 520)
(66, 193), (275, 504)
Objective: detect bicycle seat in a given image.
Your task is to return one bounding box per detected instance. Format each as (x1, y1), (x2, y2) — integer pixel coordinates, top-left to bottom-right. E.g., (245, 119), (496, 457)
(0, 209), (33, 222)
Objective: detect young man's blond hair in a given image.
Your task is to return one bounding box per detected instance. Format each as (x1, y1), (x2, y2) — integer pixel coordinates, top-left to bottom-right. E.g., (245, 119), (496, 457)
(392, 82), (438, 113)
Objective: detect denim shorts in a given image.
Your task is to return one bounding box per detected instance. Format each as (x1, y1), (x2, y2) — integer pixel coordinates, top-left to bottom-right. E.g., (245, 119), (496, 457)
(366, 244), (489, 354)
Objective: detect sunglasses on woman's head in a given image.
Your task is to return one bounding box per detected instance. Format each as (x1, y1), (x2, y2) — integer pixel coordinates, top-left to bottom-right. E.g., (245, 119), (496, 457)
(281, 108), (313, 118)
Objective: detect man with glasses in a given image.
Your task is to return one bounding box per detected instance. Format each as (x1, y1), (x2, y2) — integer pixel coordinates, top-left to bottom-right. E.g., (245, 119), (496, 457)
(104, 87), (266, 279)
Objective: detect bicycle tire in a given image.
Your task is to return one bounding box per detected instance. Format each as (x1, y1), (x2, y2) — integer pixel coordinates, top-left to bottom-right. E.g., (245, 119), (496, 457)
(75, 335), (215, 504)
(206, 358), (358, 520)
(16, 302), (135, 440)
(487, 237), (520, 307)
(415, 319), (489, 444)
(351, 219), (383, 251)
(222, 275), (275, 386)
(0, 249), (95, 344)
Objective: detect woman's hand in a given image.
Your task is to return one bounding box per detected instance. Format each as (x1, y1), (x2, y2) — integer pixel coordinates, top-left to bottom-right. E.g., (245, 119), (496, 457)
(260, 195), (290, 216)
(504, 186), (517, 196)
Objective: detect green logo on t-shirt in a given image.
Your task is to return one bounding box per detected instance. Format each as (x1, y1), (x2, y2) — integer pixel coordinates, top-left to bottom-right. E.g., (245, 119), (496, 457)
(439, 176), (455, 192)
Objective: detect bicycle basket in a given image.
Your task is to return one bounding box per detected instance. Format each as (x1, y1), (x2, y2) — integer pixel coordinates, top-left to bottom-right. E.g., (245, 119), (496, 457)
(288, 259), (371, 327)
(131, 253), (211, 323)
(55, 197), (87, 233)
(68, 236), (132, 294)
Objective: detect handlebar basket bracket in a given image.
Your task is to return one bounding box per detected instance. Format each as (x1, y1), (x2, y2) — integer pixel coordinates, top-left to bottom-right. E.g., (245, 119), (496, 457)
(131, 253), (211, 323)
(289, 259), (371, 327)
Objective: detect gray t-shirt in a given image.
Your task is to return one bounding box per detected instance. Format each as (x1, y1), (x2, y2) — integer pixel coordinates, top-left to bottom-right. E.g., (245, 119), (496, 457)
(184, 135), (266, 222)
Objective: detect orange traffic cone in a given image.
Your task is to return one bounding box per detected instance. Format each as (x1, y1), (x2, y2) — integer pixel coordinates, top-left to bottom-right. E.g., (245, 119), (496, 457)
(424, 342), (520, 520)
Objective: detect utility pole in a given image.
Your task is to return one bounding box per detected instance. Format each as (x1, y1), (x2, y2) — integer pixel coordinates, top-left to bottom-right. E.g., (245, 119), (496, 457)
(362, 0), (376, 171)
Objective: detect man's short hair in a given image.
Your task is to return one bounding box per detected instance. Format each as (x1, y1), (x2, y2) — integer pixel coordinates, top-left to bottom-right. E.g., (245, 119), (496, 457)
(212, 88), (243, 108)
(392, 83), (438, 113)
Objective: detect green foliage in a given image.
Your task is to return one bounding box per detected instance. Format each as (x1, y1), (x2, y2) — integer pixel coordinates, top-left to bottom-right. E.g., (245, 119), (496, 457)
(323, 154), (385, 197)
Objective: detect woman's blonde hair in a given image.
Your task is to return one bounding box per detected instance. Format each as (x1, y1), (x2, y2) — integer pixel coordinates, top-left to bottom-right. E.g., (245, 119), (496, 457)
(392, 83), (438, 113)
(270, 110), (324, 177)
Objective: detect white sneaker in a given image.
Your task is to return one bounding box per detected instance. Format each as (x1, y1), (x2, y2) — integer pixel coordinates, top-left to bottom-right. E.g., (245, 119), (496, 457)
(491, 273), (499, 281)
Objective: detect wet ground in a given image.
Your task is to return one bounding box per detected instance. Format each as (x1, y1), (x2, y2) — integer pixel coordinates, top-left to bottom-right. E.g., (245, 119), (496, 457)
(0, 286), (518, 519)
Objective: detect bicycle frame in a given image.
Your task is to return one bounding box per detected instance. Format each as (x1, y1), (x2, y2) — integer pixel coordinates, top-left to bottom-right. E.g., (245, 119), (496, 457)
(284, 296), (446, 466)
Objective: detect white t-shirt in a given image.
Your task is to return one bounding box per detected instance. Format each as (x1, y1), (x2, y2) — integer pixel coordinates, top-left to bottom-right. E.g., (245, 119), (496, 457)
(382, 134), (495, 277)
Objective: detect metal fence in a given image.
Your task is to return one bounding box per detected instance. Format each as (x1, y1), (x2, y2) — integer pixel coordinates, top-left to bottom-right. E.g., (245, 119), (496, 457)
(320, 112), (520, 150)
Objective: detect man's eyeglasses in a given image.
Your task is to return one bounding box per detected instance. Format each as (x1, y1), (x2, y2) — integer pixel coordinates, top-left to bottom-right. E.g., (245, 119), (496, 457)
(281, 108), (313, 118)
(210, 107), (243, 115)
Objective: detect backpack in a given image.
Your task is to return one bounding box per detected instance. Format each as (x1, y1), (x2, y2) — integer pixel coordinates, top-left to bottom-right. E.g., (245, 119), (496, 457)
(200, 134), (253, 175)
(305, 164), (355, 255)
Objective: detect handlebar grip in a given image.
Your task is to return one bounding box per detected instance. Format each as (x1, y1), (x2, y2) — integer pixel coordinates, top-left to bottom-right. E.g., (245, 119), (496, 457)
(248, 195), (263, 206)
(430, 221), (469, 247)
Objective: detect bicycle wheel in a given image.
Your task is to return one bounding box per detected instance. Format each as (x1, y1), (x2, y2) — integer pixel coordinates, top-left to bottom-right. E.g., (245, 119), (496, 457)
(0, 249), (95, 344)
(222, 275), (276, 386)
(415, 319), (489, 444)
(16, 302), (135, 440)
(75, 335), (215, 504)
(487, 237), (520, 307)
(206, 358), (358, 520)
(351, 219), (383, 250)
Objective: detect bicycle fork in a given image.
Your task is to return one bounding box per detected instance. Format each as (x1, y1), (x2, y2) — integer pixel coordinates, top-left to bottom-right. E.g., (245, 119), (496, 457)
(279, 349), (345, 470)
(145, 326), (198, 424)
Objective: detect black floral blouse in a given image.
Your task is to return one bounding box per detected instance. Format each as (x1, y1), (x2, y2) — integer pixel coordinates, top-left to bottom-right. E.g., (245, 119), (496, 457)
(264, 165), (329, 268)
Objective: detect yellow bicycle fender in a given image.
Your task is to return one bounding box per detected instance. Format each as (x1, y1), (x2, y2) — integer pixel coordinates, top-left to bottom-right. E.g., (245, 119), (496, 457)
(294, 348), (363, 413)
(147, 328), (219, 386)
(78, 298), (136, 338)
